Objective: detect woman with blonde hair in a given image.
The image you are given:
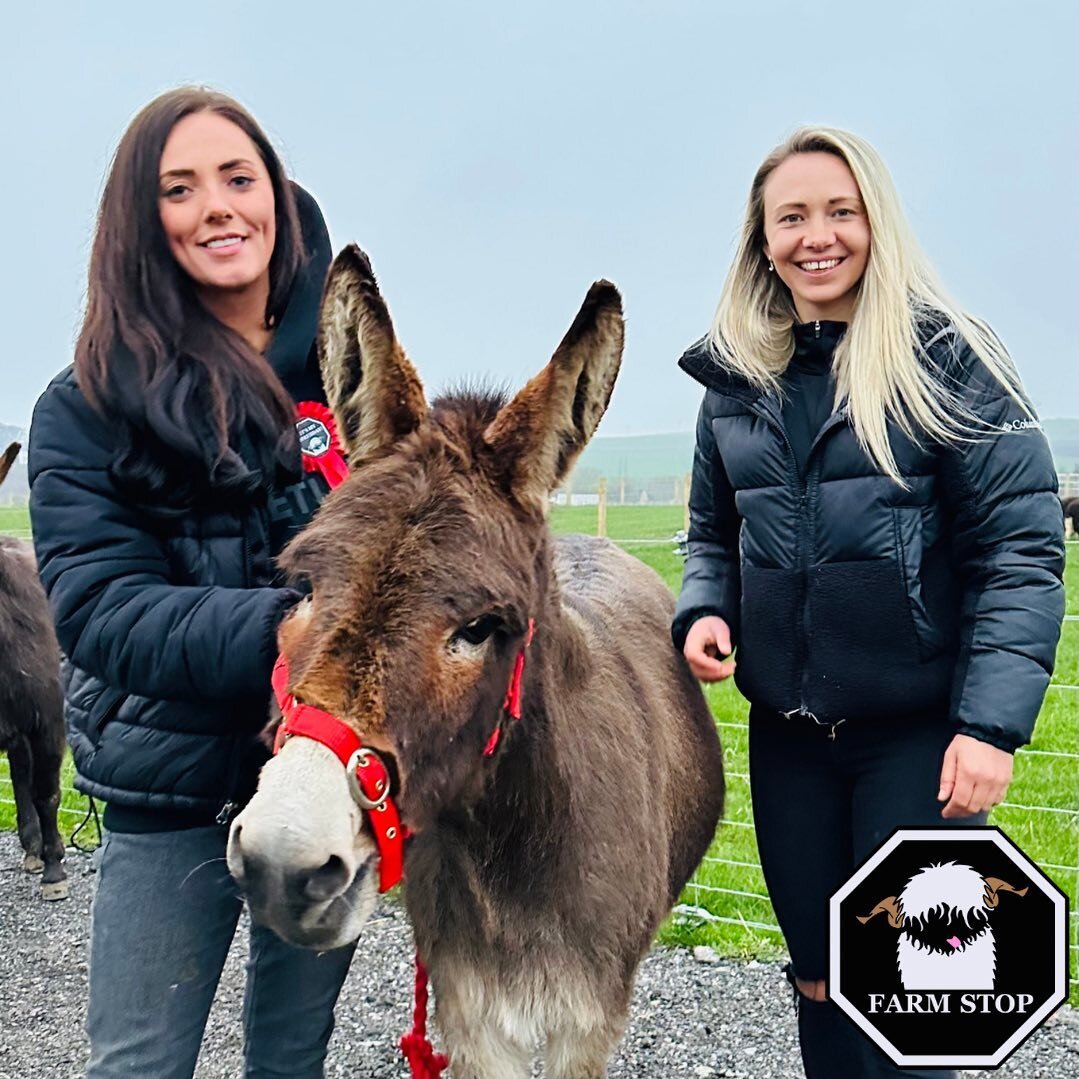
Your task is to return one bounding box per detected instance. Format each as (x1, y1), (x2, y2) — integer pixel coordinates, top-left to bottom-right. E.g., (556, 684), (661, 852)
(672, 127), (1064, 1078)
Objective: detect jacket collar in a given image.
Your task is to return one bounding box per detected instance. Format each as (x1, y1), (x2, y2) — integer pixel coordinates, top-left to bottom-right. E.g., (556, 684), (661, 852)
(792, 319), (847, 346)
(678, 313), (958, 400)
(677, 338), (761, 403)
(265, 184), (332, 402)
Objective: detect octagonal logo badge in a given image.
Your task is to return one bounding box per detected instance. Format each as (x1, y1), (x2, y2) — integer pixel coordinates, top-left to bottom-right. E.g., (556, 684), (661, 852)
(829, 827), (1068, 1069)
(297, 415), (332, 458)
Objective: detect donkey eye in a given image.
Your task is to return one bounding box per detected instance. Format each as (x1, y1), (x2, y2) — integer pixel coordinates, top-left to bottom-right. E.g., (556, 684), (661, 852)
(453, 615), (502, 647)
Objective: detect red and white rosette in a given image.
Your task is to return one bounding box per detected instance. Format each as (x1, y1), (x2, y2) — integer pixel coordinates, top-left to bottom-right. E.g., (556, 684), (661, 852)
(295, 402), (349, 489)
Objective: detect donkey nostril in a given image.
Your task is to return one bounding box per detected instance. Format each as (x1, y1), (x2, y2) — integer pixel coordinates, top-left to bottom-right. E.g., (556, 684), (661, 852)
(301, 855), (351, 903)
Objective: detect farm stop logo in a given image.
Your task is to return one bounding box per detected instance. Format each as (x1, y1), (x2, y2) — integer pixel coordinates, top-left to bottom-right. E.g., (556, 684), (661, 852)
(829, 827), (1068, 1069)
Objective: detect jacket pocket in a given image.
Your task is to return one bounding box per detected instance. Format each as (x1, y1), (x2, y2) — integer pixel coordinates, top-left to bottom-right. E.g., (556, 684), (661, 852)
(892, 508), (948, 659)
(805, 559), (951, 720)
(87, 686), (126, 740)
(735, 564), (801, 711)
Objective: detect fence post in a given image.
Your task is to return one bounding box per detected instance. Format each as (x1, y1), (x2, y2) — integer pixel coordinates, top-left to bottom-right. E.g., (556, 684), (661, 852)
(597, 477), (608, 538)
(683, 471), (691, 531)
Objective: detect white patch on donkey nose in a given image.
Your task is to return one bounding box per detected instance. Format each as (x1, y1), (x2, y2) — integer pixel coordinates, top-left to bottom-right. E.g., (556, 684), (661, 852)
(227, 738), (379, 947)
(234, 739), (361, 858)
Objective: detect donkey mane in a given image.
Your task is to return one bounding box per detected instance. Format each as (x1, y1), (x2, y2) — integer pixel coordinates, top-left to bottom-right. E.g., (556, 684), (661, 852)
(426, 385), (515, 477)
(431, 382), (509, 425)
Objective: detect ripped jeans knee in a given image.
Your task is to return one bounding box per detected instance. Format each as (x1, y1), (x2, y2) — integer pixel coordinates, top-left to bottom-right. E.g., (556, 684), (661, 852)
(781, 961), (828, 1007)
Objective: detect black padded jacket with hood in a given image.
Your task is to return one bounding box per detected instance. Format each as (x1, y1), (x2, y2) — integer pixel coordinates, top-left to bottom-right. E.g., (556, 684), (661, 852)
(671, 320), (1065, 751)
(28, 186), (335, 829)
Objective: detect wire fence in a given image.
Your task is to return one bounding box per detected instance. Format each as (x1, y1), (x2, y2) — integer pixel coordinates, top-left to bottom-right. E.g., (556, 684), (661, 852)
(685, 716), (1079, 957)
(1, 526), (1076, 994)
(555, 472), (1079, 506)
(5, 714), (1075, 985)
(684, 677), (1079, 992)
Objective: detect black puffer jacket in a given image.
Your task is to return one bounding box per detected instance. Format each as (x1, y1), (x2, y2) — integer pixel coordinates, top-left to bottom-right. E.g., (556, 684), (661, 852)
(28, 187), (334, 825)
(672, 322), (1065, 751)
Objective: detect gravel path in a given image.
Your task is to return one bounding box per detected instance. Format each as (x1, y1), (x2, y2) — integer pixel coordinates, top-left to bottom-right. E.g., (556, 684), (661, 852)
(1, 836), (1075, 1078)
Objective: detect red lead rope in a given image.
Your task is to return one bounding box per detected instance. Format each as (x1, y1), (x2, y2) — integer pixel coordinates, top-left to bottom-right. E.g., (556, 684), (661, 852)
(270, 661), (441, 1077)
(399, 958), (449, 1078)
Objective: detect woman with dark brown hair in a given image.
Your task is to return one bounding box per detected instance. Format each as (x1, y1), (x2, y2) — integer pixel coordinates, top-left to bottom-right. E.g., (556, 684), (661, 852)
(28, 87), (354, 1079)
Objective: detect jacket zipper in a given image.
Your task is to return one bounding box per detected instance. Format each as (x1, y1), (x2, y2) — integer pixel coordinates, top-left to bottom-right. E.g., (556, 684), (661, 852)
(217, 735), (244, 825)
(799, 462), (819, 719)
(219, 513), (255, 824)
(796, 415), (851, 737)
(240, 515), (253, 588)
(748, 399), (812, 717)
(748, 397), (848, 731)
(90, 689), (126, 738)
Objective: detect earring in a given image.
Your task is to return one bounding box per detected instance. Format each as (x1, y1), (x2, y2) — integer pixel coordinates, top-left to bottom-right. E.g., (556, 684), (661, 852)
(767, 258), (774, 273)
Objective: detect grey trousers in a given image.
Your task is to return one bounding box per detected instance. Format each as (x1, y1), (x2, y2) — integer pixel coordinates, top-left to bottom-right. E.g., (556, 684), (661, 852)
(85, 825), (356, 1079)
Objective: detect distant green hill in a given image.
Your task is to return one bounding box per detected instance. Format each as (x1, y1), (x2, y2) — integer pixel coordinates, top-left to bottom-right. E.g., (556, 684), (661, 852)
(1, 414), (1075, 505)
(1044, 418), (1078, 472)
(567, 416), (1079, 496)
(572, 432), (696, 481)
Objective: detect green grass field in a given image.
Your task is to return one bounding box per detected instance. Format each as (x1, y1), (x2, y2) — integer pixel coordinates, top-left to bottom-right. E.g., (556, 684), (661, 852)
(2, 504), (1076, 1000)
(0, 506), (32, 537)
(547, 505), (1078, 1004)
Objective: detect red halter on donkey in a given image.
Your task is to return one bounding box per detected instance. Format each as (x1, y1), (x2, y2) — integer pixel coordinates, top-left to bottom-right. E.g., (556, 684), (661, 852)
(229, 244), (724, 1079)
(270, 412), (533, 1077)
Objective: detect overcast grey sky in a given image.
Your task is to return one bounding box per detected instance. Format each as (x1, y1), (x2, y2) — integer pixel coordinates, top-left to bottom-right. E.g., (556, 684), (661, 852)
(4, 0), (1076, 434)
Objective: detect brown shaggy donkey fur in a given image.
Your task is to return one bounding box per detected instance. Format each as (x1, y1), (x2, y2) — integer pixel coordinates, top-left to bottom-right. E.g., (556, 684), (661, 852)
(1061, 495), (1079, 539)
(229, 248), (724, 1078)
(0, 442), (67, 900)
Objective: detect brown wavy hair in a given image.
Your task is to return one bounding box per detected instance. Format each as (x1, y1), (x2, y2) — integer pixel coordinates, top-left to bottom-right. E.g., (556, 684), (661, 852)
(75, 86), (306, 507)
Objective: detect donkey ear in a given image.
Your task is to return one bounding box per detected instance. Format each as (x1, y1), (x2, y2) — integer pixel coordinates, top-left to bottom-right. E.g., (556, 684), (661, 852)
(0, 442), (20, 489)
(483, 282), (623, 512)
(317, 245), (428, 461)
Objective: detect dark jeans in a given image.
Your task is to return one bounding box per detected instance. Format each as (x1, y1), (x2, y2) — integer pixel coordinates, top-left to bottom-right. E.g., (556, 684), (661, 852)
(749, 706), (985, 1079)
(86, 825), (356, 1079)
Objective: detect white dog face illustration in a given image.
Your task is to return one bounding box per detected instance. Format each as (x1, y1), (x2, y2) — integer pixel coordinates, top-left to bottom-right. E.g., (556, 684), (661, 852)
(858, 862), (1027, 991)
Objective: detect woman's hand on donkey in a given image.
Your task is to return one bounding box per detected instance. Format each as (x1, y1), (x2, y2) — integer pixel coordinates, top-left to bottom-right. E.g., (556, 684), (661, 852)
(684, 616), (737, 682)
